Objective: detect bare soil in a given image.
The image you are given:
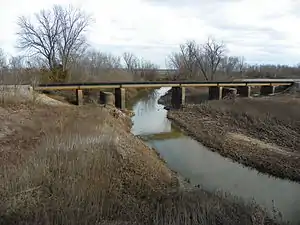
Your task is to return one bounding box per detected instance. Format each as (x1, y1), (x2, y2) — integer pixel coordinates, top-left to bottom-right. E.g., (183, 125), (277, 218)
(0, 94), (286, 225)
(166, 95), (300, 182)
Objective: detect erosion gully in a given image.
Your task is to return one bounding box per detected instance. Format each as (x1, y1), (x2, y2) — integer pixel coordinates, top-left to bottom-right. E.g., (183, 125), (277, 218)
(130, 87), (300, 224)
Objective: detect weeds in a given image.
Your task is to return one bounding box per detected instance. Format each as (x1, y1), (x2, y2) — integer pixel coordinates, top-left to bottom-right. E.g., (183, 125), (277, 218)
(0, 96), (286, 225)
(167, 96), (300, 182)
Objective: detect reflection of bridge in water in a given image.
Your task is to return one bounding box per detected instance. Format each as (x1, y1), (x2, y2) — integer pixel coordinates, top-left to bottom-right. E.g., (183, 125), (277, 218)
(34, 79), (296, 109)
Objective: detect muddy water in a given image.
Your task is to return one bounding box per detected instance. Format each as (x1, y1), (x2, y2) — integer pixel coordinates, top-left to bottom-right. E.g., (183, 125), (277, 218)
(131, 87), (300, 224)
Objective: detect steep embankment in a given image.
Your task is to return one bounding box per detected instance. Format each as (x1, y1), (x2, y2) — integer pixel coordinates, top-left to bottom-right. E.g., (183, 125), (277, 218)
(0, 99), (177, 224)
(162, 90), (300, 182)
(0, 89), (285, 225)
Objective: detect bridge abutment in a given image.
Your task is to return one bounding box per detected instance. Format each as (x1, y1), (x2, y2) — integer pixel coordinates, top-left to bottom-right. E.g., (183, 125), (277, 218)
(76, 89), (83, 105)
(260, 86), (275, 95)
(171, 87), (185, 109)
(115, 88), (126, 109)
(237, 86), (251, 97)
(208, 87), (222, 100)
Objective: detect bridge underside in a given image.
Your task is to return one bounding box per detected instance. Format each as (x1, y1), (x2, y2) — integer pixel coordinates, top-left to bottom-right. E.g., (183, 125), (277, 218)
(35, 80), (294, 109)
(75, 85), (286, 108)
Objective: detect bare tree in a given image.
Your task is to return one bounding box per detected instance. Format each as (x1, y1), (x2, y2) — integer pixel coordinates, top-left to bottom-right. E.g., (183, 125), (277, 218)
(167, 38), (225, 81)
(194, 38), (225, 81)
(237, 56), (246, 75)
(139, 59), (159, 81)
(0, 48), (7, 83)
(0, 48), (7, 68)
(179, 41), (199, 79)
(9, 56), (24, 69)
(166, 52), (185, 80)
(55, 5), (92, 71)
(16, 4), (92, 73)
(68, 50), (123, 81)
(166, 52), (182, 70)
(123, 52), (139, 73)
(219, 56), (239, 77)
(87, 51), (121, 70)
(167, 41), (199, 80)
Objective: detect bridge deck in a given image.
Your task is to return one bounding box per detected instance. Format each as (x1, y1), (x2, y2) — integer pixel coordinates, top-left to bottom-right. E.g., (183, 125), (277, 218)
(34, 80), (294, 91)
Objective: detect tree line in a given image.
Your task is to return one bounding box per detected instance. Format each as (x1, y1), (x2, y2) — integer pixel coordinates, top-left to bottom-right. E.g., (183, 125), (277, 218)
(0, 4), (299, 84)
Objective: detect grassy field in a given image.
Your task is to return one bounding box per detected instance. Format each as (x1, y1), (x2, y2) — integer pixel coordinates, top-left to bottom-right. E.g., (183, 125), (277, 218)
(0, 91), (288, 225)
(166, 93), (300, 182)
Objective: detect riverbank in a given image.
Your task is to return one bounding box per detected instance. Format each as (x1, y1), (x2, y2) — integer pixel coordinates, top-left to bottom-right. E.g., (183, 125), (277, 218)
(0, 92), (286, 224)
(163, 94), (300, 182)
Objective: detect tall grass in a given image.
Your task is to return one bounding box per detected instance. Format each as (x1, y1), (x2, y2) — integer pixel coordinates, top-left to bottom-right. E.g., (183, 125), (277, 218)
(0, 96), (285, 225)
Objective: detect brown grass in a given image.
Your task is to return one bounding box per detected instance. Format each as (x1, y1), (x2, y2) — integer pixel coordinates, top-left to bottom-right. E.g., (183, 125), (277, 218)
(0, 94), (286, 225)
(167, 95), (300, 182)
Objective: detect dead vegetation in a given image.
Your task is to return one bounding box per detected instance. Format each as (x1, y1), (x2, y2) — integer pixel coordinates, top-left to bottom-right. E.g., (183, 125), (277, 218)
(0, 94), (286, 225)
(167, 95), (300, 182)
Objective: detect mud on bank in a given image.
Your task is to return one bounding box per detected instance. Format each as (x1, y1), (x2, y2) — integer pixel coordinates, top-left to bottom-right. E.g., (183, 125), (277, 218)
(165, 96), (300, 183)
(0, 95), (286, 225)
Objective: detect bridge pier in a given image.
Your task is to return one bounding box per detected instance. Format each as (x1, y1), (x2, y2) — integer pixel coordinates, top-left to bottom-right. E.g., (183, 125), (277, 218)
(260, 86), (275, 95)
(237, 86), (251, 97)
(171, 87), (185, 109)
(76, 89), (83, 105)
(222, 87), (237, 98)
(208, 87), (222, 100)
(100, 91), (114, 106)
(115, 88), (126, 109)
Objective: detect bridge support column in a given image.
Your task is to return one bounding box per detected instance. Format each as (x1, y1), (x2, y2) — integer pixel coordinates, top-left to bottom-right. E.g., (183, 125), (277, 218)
(208, 87), (222, 100)
(76, 89), (83, 105)
(237, 86), (251, 97)
(115, 88), (126, 109)
(260, 86), (275, 96)
(171, 87), (185, 109)
(100, 91), (114, 106)
(222, 87), (237, 98)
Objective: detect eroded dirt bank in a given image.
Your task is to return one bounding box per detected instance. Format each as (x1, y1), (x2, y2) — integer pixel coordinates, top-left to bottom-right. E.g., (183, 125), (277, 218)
(165, 95), (300, 183)
(0, 95), (285, 225)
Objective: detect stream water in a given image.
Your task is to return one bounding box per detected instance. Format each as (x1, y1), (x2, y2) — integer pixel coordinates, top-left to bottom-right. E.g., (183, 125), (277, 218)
(130, 87), (300, 224)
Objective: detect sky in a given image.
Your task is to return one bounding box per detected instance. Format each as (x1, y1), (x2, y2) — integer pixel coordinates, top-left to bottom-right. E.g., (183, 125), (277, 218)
(1, 0), (300, 68)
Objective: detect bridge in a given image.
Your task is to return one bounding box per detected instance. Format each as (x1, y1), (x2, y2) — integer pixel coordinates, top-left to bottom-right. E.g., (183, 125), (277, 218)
(34, 80), (295, 109)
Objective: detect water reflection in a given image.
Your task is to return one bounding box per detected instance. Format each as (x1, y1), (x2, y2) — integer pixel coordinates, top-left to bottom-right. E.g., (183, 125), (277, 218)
(131, 87), (300, 224)
(131, 88), (172, 136)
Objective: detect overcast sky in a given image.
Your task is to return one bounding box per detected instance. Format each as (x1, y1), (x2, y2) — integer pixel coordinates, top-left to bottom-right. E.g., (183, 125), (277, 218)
(0, 0), (300, 67)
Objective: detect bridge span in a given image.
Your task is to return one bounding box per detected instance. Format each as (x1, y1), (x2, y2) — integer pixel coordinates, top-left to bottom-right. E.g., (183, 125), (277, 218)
(34, 80), (295, 109)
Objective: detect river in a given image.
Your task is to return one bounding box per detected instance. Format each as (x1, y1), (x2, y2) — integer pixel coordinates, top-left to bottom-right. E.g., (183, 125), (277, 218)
(130, 87), (300, 224)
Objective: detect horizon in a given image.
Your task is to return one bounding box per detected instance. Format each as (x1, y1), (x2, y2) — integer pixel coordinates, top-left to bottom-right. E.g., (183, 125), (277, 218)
(1, 0), (300, 68)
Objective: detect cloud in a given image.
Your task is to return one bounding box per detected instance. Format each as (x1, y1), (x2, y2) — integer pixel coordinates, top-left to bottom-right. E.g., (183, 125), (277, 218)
(0, 0), (300, 67)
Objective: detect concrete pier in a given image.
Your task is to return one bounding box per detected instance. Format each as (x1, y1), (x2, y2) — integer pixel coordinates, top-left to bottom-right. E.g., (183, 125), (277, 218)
(222, 88), (237, 98)
(208, 87), (222, 100)
(237, 86), (251, 97)
(115, 88), (126, 109)
(100, 91), (114, 106)
(260, 86), (275, 95)
(171, 87), (185, 109)
(76, 89), (83, 105)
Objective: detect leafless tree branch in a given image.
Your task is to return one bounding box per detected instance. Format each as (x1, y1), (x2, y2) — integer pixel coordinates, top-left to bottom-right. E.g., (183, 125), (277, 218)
(16, 4), (92, 73)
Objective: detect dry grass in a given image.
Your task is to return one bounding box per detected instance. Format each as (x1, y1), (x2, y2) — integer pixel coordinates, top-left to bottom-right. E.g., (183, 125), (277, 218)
(1, 68), (155, 107)
(167, 95), (300, 182)
(0, 95), (286, 225)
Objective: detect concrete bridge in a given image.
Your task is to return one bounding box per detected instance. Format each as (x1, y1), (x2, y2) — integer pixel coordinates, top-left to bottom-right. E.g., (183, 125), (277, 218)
(34, 80), (295, 109)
